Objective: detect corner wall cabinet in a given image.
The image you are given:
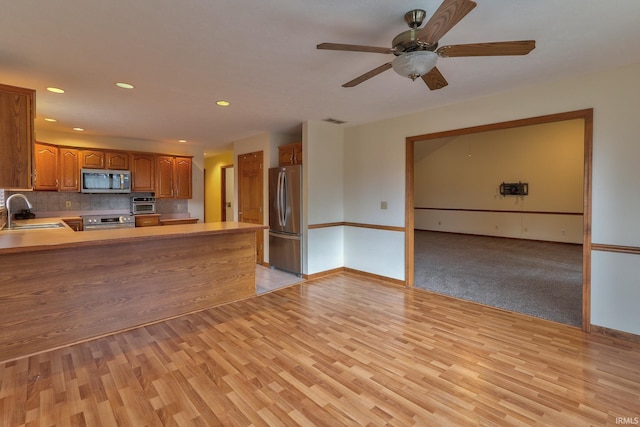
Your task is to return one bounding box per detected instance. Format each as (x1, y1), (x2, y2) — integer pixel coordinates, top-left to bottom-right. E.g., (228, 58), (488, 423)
(278, 142), (302, 166)
(0, 83), (35, 188)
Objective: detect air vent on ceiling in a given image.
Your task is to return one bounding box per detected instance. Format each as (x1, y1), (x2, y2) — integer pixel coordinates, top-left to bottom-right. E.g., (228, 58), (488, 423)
(323, 118), (347, 125)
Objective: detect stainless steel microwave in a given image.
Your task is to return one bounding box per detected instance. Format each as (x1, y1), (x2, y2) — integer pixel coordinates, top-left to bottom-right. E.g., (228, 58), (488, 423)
(81, 169), (131, 193)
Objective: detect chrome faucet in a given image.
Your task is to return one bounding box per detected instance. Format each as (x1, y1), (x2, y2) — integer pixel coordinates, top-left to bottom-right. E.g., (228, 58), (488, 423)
(6, 193), (33, 229)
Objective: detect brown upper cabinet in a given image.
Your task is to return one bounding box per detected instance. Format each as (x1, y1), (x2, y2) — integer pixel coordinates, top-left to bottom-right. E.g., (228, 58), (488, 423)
(278, 142), (302, 166)
(80, 150), (105, 169)
(106, 151), (129, 170)
(156, 155), (192, 199)
(0, 84), (35, 188)
(34, 142), (59, 191)
(27, 140), (192, 198)
(130, 153), (155, 192)
(59, 147), (80, 192)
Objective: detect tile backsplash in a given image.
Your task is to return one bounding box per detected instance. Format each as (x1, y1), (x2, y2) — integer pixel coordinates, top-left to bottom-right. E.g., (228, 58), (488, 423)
(6, 191), (187, 216)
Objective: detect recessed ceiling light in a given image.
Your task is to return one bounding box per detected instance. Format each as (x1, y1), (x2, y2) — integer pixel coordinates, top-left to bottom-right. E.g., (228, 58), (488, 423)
(44, 118), (57, 122)
(47, 87), (65, 94)
(115, 82), (134, 89)
(73, 127), (84, 132)
(178, 139), (187, 143)
(216, 100), (230, 107)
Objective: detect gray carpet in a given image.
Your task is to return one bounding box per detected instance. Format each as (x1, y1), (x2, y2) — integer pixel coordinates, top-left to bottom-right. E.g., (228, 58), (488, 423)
(414, 230), (583, 327)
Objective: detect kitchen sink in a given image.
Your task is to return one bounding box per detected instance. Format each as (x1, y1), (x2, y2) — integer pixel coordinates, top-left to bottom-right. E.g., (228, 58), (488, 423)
(9, 222), (66, 230)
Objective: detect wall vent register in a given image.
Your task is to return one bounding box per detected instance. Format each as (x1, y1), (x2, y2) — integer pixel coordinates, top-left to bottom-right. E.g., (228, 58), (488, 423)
(500, 182), (528, 196)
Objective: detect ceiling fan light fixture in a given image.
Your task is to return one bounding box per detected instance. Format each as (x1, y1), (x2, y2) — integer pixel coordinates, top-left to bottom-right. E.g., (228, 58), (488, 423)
(391, 51), (438, 80)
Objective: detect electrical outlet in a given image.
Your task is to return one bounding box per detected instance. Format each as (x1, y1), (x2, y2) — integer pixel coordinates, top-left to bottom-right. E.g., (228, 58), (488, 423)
(65, 201), (72, 208)
(495, 224), (499, 230)
(380, 201), (387, 210)
(561, 228), (566, 235)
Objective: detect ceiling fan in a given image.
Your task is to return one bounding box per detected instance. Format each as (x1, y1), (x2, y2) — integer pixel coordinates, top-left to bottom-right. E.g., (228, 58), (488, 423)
(317, 0), (535, 90)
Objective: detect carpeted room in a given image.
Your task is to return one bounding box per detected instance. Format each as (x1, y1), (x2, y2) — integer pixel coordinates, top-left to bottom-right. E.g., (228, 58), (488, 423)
(413, 117), (585, 326)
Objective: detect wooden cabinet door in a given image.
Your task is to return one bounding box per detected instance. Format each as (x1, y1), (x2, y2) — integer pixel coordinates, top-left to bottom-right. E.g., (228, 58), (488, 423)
(81, 150), (105, 169)
(278, 142), (302, 166)
(106, 151), (129, 170)
(59, 148), (80, 192)
(155, 155), (175, 198)
(135, 214), (160, 227)
(278, 145), (295, 166)
(34, 142), (59, 191)
(292, 142), (303, 164)
(131, 153), (155, 191)
(237, 151), (264, 264)
(174, 157), (192, 199)
(0, 84), (34, 188)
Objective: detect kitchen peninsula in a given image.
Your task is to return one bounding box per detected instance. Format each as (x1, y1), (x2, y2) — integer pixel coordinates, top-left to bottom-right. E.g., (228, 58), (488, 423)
(0, 220), (266, 362)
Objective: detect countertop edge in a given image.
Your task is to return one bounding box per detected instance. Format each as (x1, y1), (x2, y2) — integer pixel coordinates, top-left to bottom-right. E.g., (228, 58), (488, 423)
(0, 220), (268, 255)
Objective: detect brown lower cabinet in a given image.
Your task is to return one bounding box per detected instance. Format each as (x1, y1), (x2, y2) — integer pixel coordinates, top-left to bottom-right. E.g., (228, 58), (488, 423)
(134, 214), (161, 227)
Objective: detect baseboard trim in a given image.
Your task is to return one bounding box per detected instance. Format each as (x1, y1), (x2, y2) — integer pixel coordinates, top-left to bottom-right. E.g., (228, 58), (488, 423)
(304, 267), (344, 280)
(305, 267), (405, 286)
(591, 324), (640, 344)
(343, 268), (405, 286)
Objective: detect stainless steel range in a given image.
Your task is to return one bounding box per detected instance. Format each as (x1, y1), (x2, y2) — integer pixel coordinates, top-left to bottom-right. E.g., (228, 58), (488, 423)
(82, 214), (135, 231)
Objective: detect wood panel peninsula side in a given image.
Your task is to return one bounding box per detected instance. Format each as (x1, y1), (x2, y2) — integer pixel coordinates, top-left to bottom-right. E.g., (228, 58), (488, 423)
(0, 221), (266, 362)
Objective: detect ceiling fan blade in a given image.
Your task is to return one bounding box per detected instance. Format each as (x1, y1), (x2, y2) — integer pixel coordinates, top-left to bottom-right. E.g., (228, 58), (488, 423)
(342, 63), (393, 87)
(417, 0), (477, 44)
(421, 67), (449, 90)
(437, 40), (536, 57)
(317, 43), (394, 54)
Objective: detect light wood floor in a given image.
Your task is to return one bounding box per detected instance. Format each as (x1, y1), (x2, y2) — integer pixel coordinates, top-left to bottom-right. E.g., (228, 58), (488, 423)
(1, 272), (639, 426)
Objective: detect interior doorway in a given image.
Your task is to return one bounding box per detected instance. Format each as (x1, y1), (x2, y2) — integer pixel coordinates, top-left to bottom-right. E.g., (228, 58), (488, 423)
(220, 165), (234, 221)
(237, 151), (264, 265)
(405, 109), (593, 331)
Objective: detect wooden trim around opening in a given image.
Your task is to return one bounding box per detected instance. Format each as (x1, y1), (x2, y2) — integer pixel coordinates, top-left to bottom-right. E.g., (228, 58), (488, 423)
(406, 108), (594, 333)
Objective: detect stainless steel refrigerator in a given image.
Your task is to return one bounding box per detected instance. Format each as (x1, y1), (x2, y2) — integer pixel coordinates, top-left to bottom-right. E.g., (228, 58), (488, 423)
(269, 165), (302, 275)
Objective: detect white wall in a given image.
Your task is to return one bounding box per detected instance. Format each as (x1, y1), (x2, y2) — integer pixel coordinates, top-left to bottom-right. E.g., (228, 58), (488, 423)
(35, 130), (205, 221)
(343, 62), (640, 335)
(304, 121), (344, 275)
(414, 119), (585, 243)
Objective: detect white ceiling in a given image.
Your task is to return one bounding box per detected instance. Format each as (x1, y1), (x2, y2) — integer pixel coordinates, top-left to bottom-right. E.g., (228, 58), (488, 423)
(2, 1), (640, 155)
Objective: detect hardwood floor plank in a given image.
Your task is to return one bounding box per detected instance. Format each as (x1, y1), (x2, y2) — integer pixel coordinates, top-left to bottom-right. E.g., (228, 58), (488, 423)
(1, 272), (639, 426)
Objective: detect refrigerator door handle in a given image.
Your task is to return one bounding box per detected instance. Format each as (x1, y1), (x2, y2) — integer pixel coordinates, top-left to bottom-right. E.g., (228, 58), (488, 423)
(280, 171), (287, 226)
(278, 171), (285, 227)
